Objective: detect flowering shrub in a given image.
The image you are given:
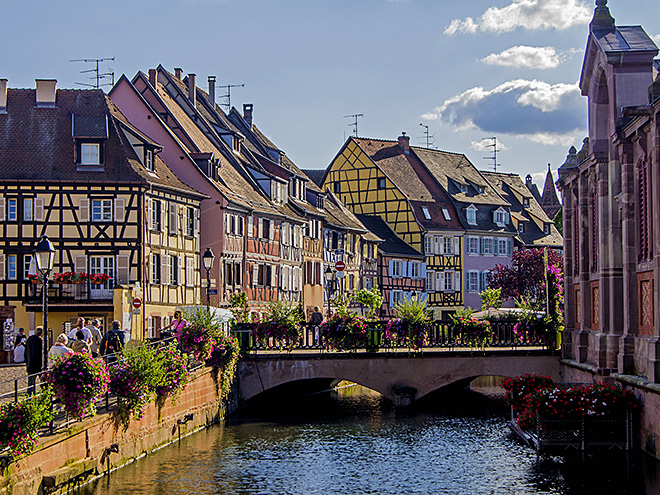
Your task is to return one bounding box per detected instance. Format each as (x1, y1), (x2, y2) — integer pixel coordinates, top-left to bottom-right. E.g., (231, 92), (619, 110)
(206, 332), (241, 396)
(110, 344), (165, 428)
(88, 273), (111, 284)
(46, 353), (109, 419)
(319, 313), (368, 351)
(501, 373), (554, 408)
(513, 313), (556, 347)
(175, 322), (216, 362)
(251, 301), (303, 350)
(585, 383), (636, 417)
(384, 318), (428, 350)
(0, 389), (53, 460)
(452, 315), (492, 348)
(155, 343), (189, 402)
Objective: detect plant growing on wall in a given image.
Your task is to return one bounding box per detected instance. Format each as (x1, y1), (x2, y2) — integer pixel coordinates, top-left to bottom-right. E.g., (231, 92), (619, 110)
(0, 388), (53, 460)
(155, 342), (189, 408)
(178, 307), (222, 362)
(205, 332), (241, 397)
(46, 353), (109, 419)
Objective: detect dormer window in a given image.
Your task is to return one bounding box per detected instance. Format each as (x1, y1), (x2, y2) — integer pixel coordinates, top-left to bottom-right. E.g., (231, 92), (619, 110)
(81, 143), (100, 165)
(544, 224), (551, 235)
(493, 207), (509, 227)
(422, 207), (431, 220)
(519, 222), (525, 233)
(466, 205), (477, 225)
(442, 208), (451, 221)
(145, 149), (154, 171)
(523, 197), (530, 208)
(317, 195), (324, 210)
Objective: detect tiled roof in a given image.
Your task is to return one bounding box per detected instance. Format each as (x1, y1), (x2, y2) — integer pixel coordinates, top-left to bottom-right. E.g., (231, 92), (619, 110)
(324, 192), (372, 235)
(301, 168), (325, 187)
(593, 25), (658, 54)
(539, 166), (561, 219)
(356, 215), (423, 258)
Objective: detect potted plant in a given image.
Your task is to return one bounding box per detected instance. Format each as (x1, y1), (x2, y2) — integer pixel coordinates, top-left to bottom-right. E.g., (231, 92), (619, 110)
(452, 314), (492, 349)
(27, 273), (42, 284)
(88, 273), (111, 284)
(251, 301), (303, 350)
(351, 286), (384, 351)
(385, 295), (430, 351)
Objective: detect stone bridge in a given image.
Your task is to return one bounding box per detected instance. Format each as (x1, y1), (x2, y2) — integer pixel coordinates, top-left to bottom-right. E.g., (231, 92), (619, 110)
(236, 350), (561, 407)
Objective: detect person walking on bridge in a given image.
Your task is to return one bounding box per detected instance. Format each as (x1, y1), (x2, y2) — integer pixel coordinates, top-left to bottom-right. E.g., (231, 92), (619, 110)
(25, 327), (43, 395)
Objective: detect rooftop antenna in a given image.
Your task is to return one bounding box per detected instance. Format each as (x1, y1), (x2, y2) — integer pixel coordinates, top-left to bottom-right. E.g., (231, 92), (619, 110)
(419, 123), (436, 149)
(343, 113), (363, 137)
(482, 136), (500, 172)
(70, 57), (115, 89)
(218, 83), (245, 110)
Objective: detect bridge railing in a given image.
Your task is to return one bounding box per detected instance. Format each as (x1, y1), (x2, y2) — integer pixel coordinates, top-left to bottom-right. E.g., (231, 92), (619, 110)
(235, 318), (554, 353)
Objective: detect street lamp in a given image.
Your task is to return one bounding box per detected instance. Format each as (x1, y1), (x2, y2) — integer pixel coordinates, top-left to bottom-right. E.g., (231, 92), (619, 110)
(34, 235), (55, 371)
(324, 266), (335, 317)
(202, 247), (214, 309)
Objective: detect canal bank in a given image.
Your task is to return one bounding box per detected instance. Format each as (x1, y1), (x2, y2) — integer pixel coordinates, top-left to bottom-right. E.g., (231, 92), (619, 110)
(0, 367), (236, 495)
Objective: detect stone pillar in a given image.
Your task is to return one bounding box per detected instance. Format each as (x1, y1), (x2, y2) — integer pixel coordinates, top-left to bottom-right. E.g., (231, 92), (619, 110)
(390, 384), (417, 408)
(561, 187), (575, 360)
(576, 170), (592, 363)
(649, 106), (660, 383)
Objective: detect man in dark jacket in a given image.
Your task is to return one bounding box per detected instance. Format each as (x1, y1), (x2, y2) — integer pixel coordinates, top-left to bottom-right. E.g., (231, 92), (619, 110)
(100, 320), (125, 363)
(25, 327), (43, 395)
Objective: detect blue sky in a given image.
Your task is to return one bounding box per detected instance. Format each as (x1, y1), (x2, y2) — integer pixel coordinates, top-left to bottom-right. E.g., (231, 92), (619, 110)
(3, 0), (659, 188)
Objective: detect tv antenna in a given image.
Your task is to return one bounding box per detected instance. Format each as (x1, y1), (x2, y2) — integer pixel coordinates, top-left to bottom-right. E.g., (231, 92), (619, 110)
(482, 136), (500, 172)
(343, 113), (363, 137)
(218, 83), (245, 110)
(70, 57), (115, 89)
(419, 123), (436, 149)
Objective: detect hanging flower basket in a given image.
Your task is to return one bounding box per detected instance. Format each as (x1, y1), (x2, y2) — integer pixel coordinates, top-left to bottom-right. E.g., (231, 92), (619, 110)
(27, 274), (42, 284)
(88, 273), (111, 284)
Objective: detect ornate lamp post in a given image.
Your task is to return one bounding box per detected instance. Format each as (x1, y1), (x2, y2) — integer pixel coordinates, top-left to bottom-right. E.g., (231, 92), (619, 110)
(324, 266), (335, 317)
(34, 235), (55, 371)
(202, 247), (214, 310)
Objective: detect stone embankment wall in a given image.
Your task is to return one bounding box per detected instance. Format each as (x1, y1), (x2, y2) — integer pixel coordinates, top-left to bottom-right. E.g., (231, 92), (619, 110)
(0, 367), (234, 495)
(562, 361), (660, 459)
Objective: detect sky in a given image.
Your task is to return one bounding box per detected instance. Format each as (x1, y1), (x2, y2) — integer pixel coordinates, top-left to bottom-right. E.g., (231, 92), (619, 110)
(3, 0), (660, 189)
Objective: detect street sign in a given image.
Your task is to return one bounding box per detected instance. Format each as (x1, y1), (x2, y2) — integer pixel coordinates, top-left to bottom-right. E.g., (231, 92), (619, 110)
(335, 271), (345, 278)
(335, 249), (345, 255)
(208, 288), (218, 295)
(132, 298), (142, 309)
(335, 261), (345, 271)
(132, 308), (140, 315)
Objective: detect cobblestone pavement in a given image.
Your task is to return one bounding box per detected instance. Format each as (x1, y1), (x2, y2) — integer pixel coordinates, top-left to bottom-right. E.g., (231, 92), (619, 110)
(0, 364), (28, 398)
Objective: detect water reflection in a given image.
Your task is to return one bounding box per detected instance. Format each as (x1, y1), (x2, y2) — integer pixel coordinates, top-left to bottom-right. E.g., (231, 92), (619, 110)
(77, 383), (660, 495)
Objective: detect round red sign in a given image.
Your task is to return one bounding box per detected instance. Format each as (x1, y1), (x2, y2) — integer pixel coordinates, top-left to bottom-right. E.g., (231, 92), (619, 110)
(335, 261), (345, 271)
(132, 298), (142, 309)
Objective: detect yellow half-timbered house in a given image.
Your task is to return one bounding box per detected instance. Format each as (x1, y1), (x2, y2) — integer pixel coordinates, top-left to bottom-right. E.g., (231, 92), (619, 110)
(0, 81), (206, 345)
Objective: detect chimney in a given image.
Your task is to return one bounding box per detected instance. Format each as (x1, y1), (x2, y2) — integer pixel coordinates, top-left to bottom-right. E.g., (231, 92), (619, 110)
(398, 132), (410, 154)
(35, 79), (57, 108)
(525, 174), (533, 189)
(208, 76), (216, 106)
(148, 69), (157, 87)
(187, 73), (196, 107)
(174, 68), (183, 79)
(0, 79), (7, 113)
(243, 103), (253, 128)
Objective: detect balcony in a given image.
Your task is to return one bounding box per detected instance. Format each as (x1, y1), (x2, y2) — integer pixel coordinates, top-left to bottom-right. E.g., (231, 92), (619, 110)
(24, 281), (114, 306)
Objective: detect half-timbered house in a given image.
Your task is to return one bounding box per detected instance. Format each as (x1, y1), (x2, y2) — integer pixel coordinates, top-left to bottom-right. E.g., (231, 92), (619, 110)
(0, 80), (205, 340)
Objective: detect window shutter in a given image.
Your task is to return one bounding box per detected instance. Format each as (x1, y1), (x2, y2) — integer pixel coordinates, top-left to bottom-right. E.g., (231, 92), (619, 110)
(252, 265), (259, 286)
(169, 203), (177, 234)
(505, 212), (510, 224)
(161, 254), (169, 285)
(238, 216), (244, 236)
(269, 221), (275, 241)
(194, 209), (200, 234)
(407, 261), (413, 278)
(388, 259), (394, 276)
(479, 237), (485, 255)
(258, 218), (263, 239)
(465, 237), (470, 254)
(401, 260), (408, 278)
(34, 198), (44, 222)
(178, 255), (184, 287)
(161, 201), (166, 233)
(147, 198), (153, 230)
(493, 211), (497, 223)
(248, 216), (253, 238)
(0, 197), (4, 221)
(438, 272), (445, 291)
(453, 237), (460, 255)
(74, 255), (87, 275)
(114, 198), (125, 223)
(493, 239), (499, 255)
(420, 262), (427, 280)
(507, 238), (513, 255)
(439, 236), (445, 255)
(271, 265), (277, 286)
(0, 254), (4, 280)
(117, 255), (130, 284)
(454, 271), (461, 292)
(389, 291), (394, 308)
(79, 199), (89, 222)
(479, 272), (487, 292)
(186, 257), (194, 287)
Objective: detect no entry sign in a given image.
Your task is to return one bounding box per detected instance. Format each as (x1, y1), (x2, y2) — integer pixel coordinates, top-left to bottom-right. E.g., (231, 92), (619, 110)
(132, 298), (142, 309)
(335, 261), (345, 271)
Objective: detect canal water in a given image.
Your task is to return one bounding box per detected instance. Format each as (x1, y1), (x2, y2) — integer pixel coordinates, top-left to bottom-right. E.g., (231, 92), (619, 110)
(78, 382), (660, 495)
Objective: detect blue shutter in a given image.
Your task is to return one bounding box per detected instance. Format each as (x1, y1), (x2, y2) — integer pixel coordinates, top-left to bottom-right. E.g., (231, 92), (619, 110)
(389, 291), (394, 308)
(479, 272), (487, 292)
(420, 262), (427, 279)
(507, 238), (513, 255)
(493, 239), (499, 255)
(479, 237), (485, 254)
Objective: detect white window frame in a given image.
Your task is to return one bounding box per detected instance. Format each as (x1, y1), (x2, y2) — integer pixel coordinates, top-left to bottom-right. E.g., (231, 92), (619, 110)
(483, 237), (493, 255)
(467, 237), (478, 255)
(392, 259), (403, 277)
(443, 237), (453, 255)
(544, 224), (551, 235)
(7, 254), (17, 280)
(92, 199), (113, 222)
(151, 199), (161, 231)
(497, 238), (508, 256)
(519, 222), (525, 233)
(442, 208), (451, 221)
(23, 198), (33, 221)
(169, 255), (178, 285)
(422, 207), (431, 220)
(81, 143), (100, 165)
(145, 149), (154, 171)
(467, 271), (479, 292)
(410, 261), (421, 279)
(444, 271), (454, 291)
(466, 205), (477, 225)
(24, 254), (34, 279)
(392, 290), (404, 307)
(150, 254), (161, 284)
(426, 270), (434, 291)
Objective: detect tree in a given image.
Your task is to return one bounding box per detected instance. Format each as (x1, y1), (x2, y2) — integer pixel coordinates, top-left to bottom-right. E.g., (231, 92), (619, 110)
(487, 248), (563, 307)
(553, 209), (563, 235)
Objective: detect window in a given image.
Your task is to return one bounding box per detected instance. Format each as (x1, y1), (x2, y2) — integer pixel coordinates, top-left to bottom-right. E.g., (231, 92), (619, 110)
(467, 271), (479, 292)
(442, 208), (451, 221)
(317, 195), (324, 210)
(391, 290), (404, 307)
(424, 235), (432, 255)
(185, 207), (194, 237)
(150, 254), (161, 284)
(145, 149), (154, 171)
(483, 238), (493, 255)
(24, 254), (33, 279)
(7, 254), (17, 280)
(90, 256), (114, 290)
(23, 198), (33, 221)
(467, 237), (478, 255)
(391, 260), (402, 277)
(169, 255), (178, 285)
(426, 270), (434, 291)
(495, 210), (505, 224)
(466, 206), (477, 225)
(410, 261), (421, 278)
(494, 208), (508, 226)
(92, 199), (112, 222)
(519, 222), (525, 233)
(497, 238), (508, 255)
(333, 182), (341, 194)
(444, 271), (453, 291)
(443, 237), (453, 255)
(151, 200), (161, 231)
(422, 207), (431, 220)
(81, 143), (100, 165)
(544, 224), (551, 235)
(523, 198), (530, 208)
(378, 178), (386, 190)
(349, 274), (354, 291)
(7, 199), (16, 221)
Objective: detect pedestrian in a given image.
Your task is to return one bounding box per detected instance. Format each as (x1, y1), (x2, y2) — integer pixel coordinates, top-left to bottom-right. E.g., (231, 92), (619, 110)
(160, 310), (187, 339)
(70, 330), (91, 354)
(309, 306), (324, 345)
(100, 320), (125, 363)
(88, 319), (103, 358)
(14, 327), (27, 347)
(68, 317), (93, 343)
(48, 333), (73, 367)
(24, 327), (43, 395)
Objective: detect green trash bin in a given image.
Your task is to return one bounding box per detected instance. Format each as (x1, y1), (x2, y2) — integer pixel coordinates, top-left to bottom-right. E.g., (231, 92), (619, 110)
(233, 323), (253, 352)
(365, 328), (382, 353)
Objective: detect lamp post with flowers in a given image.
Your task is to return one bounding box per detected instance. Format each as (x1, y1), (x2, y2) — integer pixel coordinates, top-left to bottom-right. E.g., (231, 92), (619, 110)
(34, 235), (55, 371)
(202, 247), (214, 310)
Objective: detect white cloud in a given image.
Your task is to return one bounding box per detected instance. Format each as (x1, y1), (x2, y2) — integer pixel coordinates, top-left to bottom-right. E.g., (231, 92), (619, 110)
(444, 0), (592, 35)
(652, 34), (660, 45)
(470, 138), (509, 152)
(423, 79), (585, 141)
(481, 46), (563, 69)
